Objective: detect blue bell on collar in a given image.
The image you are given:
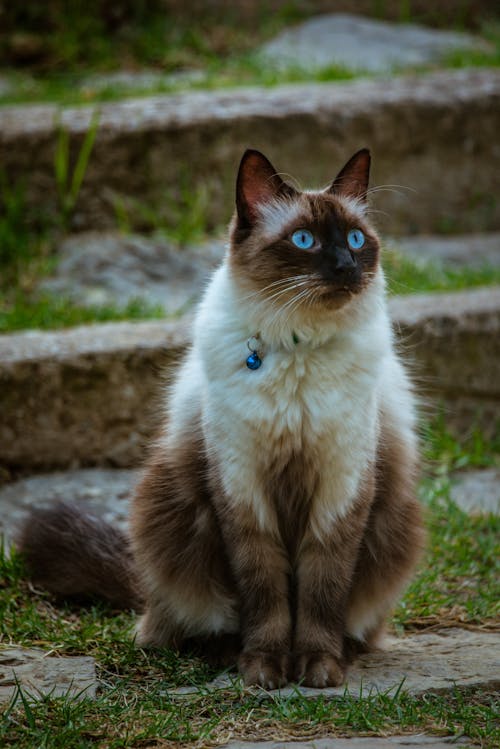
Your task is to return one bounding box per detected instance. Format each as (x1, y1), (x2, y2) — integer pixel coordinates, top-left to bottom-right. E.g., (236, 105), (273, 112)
(246, 335), (262, 370)
(246, 351), (262, 370)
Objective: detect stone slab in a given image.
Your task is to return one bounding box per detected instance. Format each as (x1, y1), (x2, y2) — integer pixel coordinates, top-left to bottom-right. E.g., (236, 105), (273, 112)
(0, 468), (139, 543)
(1, 287), (499, 473)
(171, 629), (500, 699)
(450, 468), (500, 515)
(1, 69), (499, 234)
(0, 646), (96, 703)
(40, 232), (226, 313)
(77, 69), (205, 97)
(221, 736), (470, 749)
(0, 318), (191, 474)
(388, 286), (500, 433)
(258, 14), (490, 73)
(388, 233), (500, 268)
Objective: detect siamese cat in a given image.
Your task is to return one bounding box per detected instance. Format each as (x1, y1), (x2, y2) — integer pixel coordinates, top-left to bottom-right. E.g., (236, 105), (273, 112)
(18, 148), (424, 689)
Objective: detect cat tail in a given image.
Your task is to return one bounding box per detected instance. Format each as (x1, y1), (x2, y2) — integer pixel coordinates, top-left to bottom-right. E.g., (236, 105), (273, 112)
(16, 502), (142, 610)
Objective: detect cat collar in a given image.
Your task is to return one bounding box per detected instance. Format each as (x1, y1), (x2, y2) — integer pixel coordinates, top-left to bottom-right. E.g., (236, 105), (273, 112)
(245, 331), (300, 370)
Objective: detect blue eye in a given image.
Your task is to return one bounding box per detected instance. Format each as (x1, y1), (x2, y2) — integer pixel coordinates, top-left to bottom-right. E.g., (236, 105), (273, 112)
(347, 229), (365, 250)
(291, 229), (315, 250)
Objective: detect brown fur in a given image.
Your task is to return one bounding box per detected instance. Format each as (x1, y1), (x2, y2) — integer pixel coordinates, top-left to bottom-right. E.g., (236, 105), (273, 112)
(17, 502), (141, 609)
(131, 421), (235, 648)
(345, 419), (425, 650)
(16, 149), (425, 689)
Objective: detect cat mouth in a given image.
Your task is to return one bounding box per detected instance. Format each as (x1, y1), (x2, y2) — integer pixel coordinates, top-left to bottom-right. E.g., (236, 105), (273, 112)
(319, 283), (358, 297)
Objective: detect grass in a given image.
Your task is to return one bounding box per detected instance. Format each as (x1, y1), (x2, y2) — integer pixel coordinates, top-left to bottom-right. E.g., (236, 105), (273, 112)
(113, 182), (215, 244)
(1, 682), (498, 748)
(0, 294), (165, 333)
(0, 419), (499, 747)
(395, 421), (500, 629)
(383, 250), (500, 295)
(0, 175), (53, 289)
(0, 170), (210, 333)
(54, 113), (99, 230)
(0, 58), (359, 108)
(2, 1), (493, 79)
(0, 4), (310, 98)
(1, 7), (499, 107)
(444, 21), (500, 69)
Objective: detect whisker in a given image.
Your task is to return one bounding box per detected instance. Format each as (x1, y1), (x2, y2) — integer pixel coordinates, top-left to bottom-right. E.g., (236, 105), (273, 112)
(367, 184), (417, 197)
(262, 280), (312, 305)
(267, 285), (314, 333)
(274, 172), (303, 191)
(237, 274), (312, 302)
(246, 279), (314, 312)
(365, 207), (390, 219)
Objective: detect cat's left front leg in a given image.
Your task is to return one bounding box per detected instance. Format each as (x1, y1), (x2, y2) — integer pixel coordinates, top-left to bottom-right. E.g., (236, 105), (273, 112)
(218, 505), (292, 689)
(294, 497), (371, 688)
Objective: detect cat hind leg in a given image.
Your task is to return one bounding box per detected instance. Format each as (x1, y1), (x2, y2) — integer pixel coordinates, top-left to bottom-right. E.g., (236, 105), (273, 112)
(130, 440), (239, 653)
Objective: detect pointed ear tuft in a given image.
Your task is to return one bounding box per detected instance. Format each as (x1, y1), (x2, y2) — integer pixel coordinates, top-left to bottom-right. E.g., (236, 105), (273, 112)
(236, 149), (294, 228)
(329, 148), (371, 202)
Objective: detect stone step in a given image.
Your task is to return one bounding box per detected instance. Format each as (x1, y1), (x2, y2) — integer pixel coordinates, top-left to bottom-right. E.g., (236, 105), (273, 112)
(0, 647), (96, 703)
(1, 69), (499, 234)
(1, 286), (499, 475)
(0, 319), (190, 475)
(220, 738), (470, 749)
(450, 468), (500, 515)
(40, 231), (227, 315)
(258, 13), (490, 74)
(170, 629), (500, 699)
(0, 468), (138, 542)
(389, 232), (500, 269)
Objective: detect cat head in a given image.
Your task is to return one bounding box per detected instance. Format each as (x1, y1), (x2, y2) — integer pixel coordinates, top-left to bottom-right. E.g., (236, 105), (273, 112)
(229, 149), (380, 312)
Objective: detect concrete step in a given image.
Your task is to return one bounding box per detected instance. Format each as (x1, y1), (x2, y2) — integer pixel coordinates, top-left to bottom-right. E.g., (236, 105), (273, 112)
(1, 286), (499, 476)
(0, 467), (138, 542)
(0, 318), (190, 475)
(1, 69), (499, 235)
(389, 232), (500, 268)
(450, 468), (500, 515)
(172, 628), (500, 699)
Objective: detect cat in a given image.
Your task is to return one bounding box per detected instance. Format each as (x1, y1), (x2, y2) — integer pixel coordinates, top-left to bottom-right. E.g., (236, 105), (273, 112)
(18, 147), (425, 689)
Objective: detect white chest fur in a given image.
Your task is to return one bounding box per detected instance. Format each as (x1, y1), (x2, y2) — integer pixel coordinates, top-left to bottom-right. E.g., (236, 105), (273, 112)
(170, 263), (397, 539)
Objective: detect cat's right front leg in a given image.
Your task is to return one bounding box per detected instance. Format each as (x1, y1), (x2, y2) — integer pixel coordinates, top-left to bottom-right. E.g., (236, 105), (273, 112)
(219, 505), (292, 689)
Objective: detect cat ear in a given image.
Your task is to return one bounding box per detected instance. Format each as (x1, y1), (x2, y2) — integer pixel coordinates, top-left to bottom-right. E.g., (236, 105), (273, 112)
(236, 149), (295, 228)
(329, 148), (371, 202)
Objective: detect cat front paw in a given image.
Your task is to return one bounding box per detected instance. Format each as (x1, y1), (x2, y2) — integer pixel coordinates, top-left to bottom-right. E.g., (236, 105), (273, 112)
(295, 651), (345, 688)
(238, 650), (291, 689)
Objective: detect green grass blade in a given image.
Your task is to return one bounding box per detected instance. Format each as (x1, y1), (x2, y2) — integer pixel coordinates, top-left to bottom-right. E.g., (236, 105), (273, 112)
(68, 111), (99, 212)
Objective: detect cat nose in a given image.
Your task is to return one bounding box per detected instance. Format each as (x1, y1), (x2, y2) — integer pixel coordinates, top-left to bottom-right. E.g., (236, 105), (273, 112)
(332, 246), (356, 272)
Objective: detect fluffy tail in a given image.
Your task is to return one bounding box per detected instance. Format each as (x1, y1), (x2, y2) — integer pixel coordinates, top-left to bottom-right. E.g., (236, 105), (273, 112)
(16, 502), (142, 610)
